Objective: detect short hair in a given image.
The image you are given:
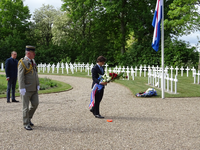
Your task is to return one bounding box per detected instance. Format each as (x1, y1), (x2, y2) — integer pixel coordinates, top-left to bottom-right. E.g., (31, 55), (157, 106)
(11, 51), (17, 55)
(97, 56), (106, 62)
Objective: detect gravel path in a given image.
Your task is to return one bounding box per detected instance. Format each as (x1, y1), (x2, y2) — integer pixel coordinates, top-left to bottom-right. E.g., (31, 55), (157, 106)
(0, 74), (200, 150)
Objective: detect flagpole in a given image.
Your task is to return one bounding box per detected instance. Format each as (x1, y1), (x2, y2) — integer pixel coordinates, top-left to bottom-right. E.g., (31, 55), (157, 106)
(161, 0), (165, 99)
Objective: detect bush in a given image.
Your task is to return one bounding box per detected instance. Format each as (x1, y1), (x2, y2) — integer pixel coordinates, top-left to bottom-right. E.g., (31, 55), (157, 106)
(39, 77), (57, 90)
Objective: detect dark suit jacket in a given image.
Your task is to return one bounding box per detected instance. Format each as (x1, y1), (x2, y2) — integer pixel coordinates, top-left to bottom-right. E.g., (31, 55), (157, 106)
(5, 57), (18, 78)
(91, 64), (105, 88)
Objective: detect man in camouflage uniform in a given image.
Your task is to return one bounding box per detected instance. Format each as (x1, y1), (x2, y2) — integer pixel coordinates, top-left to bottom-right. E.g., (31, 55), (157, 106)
(18, 45), (40, 130)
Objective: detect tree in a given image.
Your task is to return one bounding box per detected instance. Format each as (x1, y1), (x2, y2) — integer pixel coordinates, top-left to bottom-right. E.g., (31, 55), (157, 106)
(57, 0), (199, 67)
(61, 0), (120, 63)
(32, 4), (62, 47)
(165, 0), (200, 35)
(0, 0), (31, 61)
(0, 0), (31, 39)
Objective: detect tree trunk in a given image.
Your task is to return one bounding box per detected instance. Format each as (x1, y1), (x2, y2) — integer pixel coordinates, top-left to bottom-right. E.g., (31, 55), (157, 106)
(120, 0), (126, 54)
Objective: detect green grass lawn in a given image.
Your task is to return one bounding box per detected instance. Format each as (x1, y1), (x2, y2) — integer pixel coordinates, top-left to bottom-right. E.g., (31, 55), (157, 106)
(0, 69), (199, 98)
(115, 74), (200, 98)
(0, 74), (72, 98)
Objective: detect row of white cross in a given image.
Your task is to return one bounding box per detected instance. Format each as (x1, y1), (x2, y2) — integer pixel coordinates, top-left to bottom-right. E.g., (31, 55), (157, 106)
(1, 62), (199, 94)
(148, 70), (178, 94)
(0, 62), (197, 77)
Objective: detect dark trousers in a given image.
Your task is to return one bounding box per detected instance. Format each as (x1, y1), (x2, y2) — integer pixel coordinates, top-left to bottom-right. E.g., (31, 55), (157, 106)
(7, 77), (17, 102)
(93, 88), (104, 115)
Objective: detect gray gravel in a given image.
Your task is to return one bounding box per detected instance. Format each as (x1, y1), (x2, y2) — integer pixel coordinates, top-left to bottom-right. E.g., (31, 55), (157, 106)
(0, 74), (200, 150)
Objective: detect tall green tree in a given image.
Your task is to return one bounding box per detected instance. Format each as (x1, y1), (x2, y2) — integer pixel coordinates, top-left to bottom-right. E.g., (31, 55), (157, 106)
(0, 0), (31, 39)
(57, 0), (199, 67)
(32, 4), (62, 47)
(61, 0), (119, 63)
(0, 0), (31, 61)
(165, 0), (200, 35)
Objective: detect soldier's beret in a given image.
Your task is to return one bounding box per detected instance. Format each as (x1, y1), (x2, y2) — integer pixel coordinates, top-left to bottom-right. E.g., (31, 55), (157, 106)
(26, 45), (35, 51)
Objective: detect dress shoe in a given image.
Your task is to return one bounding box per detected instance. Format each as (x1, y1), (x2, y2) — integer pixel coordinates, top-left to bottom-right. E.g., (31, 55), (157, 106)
(95, 115), (104, 119)
(7, 101), (11, 103)
(12, 99), (19, 102)
(30, 121), (34, 126)
(24, 125), (32, 130)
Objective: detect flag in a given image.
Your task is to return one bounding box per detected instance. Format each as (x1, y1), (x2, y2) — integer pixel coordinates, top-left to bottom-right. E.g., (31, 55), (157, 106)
(152, 0), (163, 52)
(89, 83), (98, 109)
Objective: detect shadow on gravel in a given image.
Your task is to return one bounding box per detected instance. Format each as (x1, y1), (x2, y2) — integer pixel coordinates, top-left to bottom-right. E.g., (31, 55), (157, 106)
(34, 126), (119, 134)
(104, 116), (167, 122)
(39, 100), (76, 104)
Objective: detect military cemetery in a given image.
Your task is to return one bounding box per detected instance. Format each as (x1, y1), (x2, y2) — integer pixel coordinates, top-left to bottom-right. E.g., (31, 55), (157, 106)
(1, 0), (200, 149)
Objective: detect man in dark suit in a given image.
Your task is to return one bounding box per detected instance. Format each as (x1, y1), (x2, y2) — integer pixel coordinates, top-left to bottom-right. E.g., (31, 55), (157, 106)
(91, 56), (107, 118)
(5, 51), (19, 103)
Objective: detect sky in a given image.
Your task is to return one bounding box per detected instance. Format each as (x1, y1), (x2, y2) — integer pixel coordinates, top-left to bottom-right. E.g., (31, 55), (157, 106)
(23, 0), (199, 49)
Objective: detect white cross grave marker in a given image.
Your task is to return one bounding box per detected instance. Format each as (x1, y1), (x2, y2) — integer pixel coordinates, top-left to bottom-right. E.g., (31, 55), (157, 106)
(85, 63), (89, 72)
(70, 63), (74, 74)
(165, 66), (169, 74)
(105, 63), (108, 74)
(52, 63), (55, 73)
(193, 69), (196, 84)
(131, 67), (134, 80)
(1, 63), (4, 71)
(56, 62), (60, 74)
(43, 63), (46, 73)
(126, 66), (130, 80)
(47, 63), (51, 73)
(197, 70), (200, 84)
(170, 66), (174, 78)
(65, 62), (69, 74)
(139, 65), (142, 77)
(135, 66), (138, 76)
(61, 62), (64, 74)
(191, 67), (196, 77)
(143, 65), (147, 77)
(180, 66), (184, 76)
(87, 64), (90, 76)
(186, 66), (190, 77)
(170, 75), (173, 93)
(175, 66), (179, 76)
(166, 74), (170, 92)
(174, 75), (178, 94)
(38, 63), (41, 73)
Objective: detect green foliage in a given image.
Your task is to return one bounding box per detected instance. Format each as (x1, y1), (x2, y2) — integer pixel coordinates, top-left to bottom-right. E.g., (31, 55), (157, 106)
(39, 77), (57, 90)
(0, 82), (7, 94)
(32, 4), (62, 47)
(0, 0), (199, 68)
(34, 44), (66, 64)
(0, 0), (31, 39)
(0, 30), (28, 61)
(0, 75), (18, 94)
(164, 38), (199, 68)
(0, 0), (31, 61)
(165, 0), (200, 35)
(126, 38), (199, 68)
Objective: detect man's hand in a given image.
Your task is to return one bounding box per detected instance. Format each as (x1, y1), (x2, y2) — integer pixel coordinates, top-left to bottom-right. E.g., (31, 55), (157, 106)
(20, 88), (26, 96)
(100, 82), (107, 85)
(6, 77), (9, 81)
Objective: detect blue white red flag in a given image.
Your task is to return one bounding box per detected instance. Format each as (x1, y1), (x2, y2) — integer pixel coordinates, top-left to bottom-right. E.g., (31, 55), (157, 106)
(152, 0), (163, 52)
(89, 83), (98, 109)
